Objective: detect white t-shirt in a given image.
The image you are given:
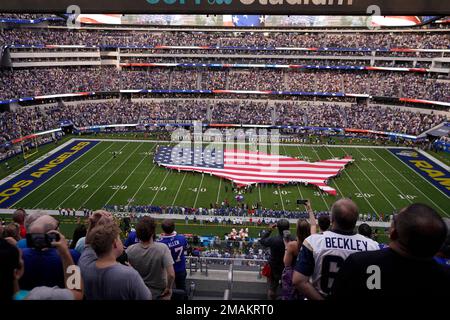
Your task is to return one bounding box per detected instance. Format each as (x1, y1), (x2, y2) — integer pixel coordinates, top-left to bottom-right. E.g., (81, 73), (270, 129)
(26, 286), (74, 300)
(295, 230), (379, 297)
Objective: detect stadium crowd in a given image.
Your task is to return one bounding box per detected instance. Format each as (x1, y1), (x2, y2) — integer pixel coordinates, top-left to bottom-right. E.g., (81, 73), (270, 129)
(105, 203), (339, 222)
(0, 67), (448, 102)
(1, 29), (449, 49)
(1, 100), (446, 147)
(0, 200), (448, 300)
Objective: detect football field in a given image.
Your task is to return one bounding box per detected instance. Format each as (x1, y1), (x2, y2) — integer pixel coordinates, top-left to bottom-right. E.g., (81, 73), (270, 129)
(2, 138), (449, 218)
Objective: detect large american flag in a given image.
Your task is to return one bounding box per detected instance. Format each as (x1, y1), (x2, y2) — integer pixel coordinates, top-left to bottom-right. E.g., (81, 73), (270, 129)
(154, 146), (353, 196)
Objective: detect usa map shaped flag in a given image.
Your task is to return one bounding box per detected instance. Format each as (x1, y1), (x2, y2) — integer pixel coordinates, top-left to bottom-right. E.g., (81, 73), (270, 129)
(155, 146), (353, 196)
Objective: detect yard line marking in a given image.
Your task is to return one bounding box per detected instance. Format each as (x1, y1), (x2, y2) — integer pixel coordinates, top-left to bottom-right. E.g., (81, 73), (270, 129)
(10, 141), (105, 209)
(104, 143), (152, 206)
(327, 147), (379, 216)
(289, 148), (306, 202)
(79, 143), (143, 210)
(258, 185), (262, 203)
(127, 149), (159, 206)
(193, 173), (205, 208)
(56, 142), (128, 208)
(354, 148), (412, 204)
(284, 140), (307, 203)
(373, 149), (449, 217)
(282, 144), (304, 202)
(31, 142), (114, 209)
(172, 173), (187, 206)
(150, 171), (170, 206)
(277, 186), (286, 211)
(279, 145), (294, 209)
(306, 146), (330, 210)
(340, 147), (396, 212)
(323, 147), (346, 197)
(216, 178), (222, 204)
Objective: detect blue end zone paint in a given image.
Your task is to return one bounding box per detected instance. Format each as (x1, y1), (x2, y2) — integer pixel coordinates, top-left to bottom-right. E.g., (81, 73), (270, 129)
(389, 149), (450, 197)
(0, 140), (99, 208)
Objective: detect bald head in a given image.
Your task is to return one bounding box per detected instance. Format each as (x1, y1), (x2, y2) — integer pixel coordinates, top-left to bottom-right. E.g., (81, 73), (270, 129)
(331, 198), (359, 232)
(28, 215), (58, 234)
(24, 211), (46, 231)
(394, 204), (447, 258)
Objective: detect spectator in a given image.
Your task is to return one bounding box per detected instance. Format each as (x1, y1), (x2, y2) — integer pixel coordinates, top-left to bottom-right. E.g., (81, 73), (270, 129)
(12, 209), (27, 239)
(16, 211), (46, 249)
(293, 198), (379, 300)
(78, 219), (151, 300)
(74, 210), (113, 253)
(284, 200), (317, 265)
(318, 215), (331, 233)
(358, 223), (373, 239)
(331, 204), (450, 298)
(2, 223), (21, 241)
(0, 233), (83, 300)
(127, 217), (175, 300)
(282, 219), (311, 300)
(259, 218), (292, 300)
(69, 224), (87, 250)
(434, 218), (450, 267)
(158, 219), (188, 293)
(19, 214), (80, 290)
(124, 226), (139, 248)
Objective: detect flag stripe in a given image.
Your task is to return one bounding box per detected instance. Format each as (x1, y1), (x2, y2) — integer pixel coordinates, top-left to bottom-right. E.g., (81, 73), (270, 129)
(156, 147), (353, 196)
(224, 163), (341, 172)
(165, 165), (337, 179)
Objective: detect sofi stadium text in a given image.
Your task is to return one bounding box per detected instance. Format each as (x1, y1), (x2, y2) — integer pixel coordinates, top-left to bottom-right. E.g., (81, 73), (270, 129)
(176, 304), (274, 317)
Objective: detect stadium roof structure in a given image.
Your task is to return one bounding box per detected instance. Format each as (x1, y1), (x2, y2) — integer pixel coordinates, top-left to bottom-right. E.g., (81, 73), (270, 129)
(1, 0), (449, 15)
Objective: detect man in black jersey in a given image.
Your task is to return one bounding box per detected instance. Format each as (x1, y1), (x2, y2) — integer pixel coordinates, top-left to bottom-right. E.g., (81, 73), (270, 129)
(331, 203), (450, 299)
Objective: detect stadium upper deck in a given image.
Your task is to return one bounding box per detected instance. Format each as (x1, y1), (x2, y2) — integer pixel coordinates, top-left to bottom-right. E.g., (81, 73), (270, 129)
(1, 26), (449, 48)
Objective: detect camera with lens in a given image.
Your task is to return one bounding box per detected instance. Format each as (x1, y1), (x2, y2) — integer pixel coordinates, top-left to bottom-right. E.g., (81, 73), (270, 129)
(26, 233), (60, 250)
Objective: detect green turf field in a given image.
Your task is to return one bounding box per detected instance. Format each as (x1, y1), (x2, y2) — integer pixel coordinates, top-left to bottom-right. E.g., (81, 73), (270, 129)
(7, 138), (449, 218)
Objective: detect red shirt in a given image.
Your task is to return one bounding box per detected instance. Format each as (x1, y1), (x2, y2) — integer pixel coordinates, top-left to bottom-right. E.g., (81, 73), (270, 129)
(19, 224), (26, 238)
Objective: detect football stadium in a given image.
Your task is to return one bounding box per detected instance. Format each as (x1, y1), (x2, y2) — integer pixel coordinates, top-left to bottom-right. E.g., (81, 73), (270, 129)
(0, 0), (449, 306)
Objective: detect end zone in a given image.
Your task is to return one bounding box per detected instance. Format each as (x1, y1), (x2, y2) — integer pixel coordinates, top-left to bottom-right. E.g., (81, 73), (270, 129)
(0, 140), (99, 208)
(388, 148), (450, 198)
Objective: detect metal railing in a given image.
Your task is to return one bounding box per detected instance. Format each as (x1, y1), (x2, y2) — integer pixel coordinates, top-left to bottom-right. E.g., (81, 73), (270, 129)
(224, 264), (234, 300)
(187, 256), (267, 280)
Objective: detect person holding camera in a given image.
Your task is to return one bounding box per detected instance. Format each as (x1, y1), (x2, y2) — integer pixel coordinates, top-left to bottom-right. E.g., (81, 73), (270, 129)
(20, 214), (80, 290)
(0, 231), (83, 300)
(259, 218), (292, 300)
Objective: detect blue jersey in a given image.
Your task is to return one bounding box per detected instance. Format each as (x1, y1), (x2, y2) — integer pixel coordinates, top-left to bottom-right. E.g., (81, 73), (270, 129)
(158, 232), (188, 273)
(434, 256), (450, 267)
(124, 230), (139, 248)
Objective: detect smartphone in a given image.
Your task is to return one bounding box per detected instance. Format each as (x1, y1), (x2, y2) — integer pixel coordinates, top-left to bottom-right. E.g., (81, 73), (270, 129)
(26, 233), (60, 250)
(297, 199), (308, 205)
(283, 230), (291, 240)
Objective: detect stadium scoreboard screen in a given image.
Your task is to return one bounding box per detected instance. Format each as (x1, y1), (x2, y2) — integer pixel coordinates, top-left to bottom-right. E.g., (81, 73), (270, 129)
(1, 0), (449, 15)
